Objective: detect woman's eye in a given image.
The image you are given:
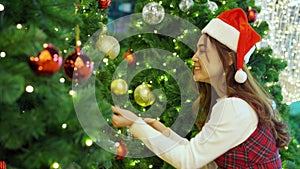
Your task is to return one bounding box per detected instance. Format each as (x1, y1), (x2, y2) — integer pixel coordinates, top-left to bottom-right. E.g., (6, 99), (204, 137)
(197, 45), (206, 55)
(198, 50), (206, 54)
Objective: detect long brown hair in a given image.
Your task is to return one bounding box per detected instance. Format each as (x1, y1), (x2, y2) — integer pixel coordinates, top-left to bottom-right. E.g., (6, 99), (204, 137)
(194, 34), (290, 148)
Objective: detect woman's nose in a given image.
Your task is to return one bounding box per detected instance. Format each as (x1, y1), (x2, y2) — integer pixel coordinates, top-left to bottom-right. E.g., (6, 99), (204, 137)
(192, 53), (199, 62)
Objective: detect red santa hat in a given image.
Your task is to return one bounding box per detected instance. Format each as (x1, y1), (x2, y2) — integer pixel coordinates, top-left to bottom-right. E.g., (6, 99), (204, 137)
(202, 8), (261, 83)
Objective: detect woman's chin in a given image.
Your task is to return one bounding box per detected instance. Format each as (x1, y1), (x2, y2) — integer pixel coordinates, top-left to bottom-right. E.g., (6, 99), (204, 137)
(193, 75), (209, 83)
(193, 76), (197, 82)
(193, 75), (201, 82)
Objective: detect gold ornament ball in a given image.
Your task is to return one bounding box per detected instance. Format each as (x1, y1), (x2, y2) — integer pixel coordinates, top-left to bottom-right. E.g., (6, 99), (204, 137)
(96, 35), (120, 59)
(111, 79), (128, 95)
(134, 83), (155, 107)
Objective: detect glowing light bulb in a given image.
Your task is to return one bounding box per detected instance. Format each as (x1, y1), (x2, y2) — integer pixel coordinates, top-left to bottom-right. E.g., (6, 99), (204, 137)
(76, 40), (82, 46)
(16, 24), (22, 29)
(69, 90), (76, 96)
(85, 138), (93, 146)
(0, 4), (4, 11)
(25, 85), (34, 93)
(103, 58), (109, 63)
(62, 123), (67, 129)
(59, 78), (65, 83)
(52, 162), (59, 169)
(0, 52), (6, 58)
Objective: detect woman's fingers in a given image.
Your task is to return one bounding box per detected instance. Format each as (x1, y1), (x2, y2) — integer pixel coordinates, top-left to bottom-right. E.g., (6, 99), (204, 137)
(111, 105), (138, 127)
(112, 114), (129, 127)
(143, 118), (156, 124)
(111, 114), (122, 127)
(111, 105), (121, 115)
(143, 118), (170, 136)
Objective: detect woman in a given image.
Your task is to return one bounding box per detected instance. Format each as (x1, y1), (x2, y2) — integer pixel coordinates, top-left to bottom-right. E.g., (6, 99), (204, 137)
(111, 8), (290, 168)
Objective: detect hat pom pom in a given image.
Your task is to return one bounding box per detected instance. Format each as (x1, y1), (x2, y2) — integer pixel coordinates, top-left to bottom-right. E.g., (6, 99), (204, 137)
(234, 69), (247, 83)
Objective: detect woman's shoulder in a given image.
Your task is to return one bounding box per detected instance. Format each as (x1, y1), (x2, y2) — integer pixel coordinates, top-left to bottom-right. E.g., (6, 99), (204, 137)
(213, 96), (257, 118)
(216, 96), (250, 107)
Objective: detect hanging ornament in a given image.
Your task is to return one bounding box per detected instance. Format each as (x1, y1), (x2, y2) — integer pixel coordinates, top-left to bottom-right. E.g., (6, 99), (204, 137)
(115, 140), (128, 160)
(96, 35), (120, 59)
(0, 161), (6, 169)
(28, 43), (62, 76)
(63, 46), (94, 82)
(98, 0), (111, 10)
(110, 79), (128, 95)
(179, 0), (194, 12)
(207, 0), (218, 13)
(134, 83), (155, 107)
(142, 2), (165, 25)
(123, 49), (136, 66)
(64, 11), (93, 82)
(247, 7), (258, 23)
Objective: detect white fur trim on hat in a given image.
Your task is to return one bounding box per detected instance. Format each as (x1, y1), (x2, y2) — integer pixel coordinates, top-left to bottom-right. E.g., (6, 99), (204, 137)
(234, 69), (247, 83)
(201, 18), (240, 52)
(244, 46), (256, 64)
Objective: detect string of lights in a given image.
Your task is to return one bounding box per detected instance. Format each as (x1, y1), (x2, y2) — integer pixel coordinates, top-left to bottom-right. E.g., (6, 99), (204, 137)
(256, 0), (300, 104)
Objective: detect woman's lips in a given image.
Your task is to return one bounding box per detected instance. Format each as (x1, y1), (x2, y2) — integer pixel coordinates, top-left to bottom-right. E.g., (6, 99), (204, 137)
(194, 66), (200, 70)
(193, 66), (201, 72)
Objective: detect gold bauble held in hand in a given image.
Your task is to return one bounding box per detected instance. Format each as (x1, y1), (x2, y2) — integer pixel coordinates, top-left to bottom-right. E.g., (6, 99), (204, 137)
(134, 83), (155, 107)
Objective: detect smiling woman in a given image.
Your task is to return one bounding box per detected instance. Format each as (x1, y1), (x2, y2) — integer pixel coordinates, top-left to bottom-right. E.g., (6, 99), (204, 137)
(0, 0), (296, 168)
(192, 34), (226, 86)
(111, 8), (290, 169)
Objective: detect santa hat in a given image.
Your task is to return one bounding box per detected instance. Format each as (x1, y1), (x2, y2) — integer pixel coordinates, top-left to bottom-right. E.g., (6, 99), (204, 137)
(202, 8), (261, 83)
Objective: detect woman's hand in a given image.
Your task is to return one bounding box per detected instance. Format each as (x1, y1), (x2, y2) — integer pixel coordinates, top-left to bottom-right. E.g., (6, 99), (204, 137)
(111, 106), (138, 128)
(111, 106), (170, 136)
(144, 118), (170, 137)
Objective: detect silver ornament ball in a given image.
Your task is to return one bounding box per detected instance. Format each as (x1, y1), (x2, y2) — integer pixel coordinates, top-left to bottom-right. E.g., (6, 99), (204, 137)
(179, 0), (194, 12)
(207, 0), (218, 13)
(142, 2), (165, 25)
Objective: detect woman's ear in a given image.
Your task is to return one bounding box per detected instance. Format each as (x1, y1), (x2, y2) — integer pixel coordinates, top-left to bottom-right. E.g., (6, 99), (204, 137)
(227, 52), (234, 66)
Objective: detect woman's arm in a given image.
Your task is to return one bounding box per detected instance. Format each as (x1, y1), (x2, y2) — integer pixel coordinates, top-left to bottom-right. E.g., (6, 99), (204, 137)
(129, 97), (258, 168)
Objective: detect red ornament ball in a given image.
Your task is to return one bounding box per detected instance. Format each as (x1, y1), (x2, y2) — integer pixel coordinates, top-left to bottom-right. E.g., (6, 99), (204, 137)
(0, 161), (6, 169)
(247, 7), (258, 23)
(123, 49), (136, 66)
(29, 43), (62, 76)
(63, 47), (94, 82)
(98, 0), (111, 10)
(116, 140), (128, 160)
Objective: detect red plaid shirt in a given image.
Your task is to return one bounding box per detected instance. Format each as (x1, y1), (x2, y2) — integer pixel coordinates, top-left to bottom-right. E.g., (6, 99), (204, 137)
(215, 124), (281, 169)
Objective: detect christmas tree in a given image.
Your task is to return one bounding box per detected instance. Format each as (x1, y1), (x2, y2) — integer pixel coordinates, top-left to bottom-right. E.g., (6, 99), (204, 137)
(0, 0), (299, 168)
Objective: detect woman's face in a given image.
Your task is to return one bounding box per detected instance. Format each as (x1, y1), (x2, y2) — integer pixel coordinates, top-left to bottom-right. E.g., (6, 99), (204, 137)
(192, 34), (224, 83)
